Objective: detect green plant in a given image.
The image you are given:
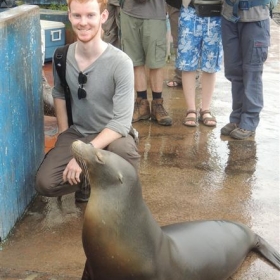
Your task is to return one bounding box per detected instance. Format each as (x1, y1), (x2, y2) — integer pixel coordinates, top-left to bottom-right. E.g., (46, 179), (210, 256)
(15, 0), (24, 5)
(40, 3), (68, 11)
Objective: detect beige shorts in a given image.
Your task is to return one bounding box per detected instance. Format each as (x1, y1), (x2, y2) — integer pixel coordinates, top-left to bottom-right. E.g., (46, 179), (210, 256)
(120, 10), (167, 69)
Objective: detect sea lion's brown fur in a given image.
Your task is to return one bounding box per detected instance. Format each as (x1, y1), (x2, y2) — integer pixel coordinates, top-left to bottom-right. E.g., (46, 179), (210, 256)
(72, 140), (280, 280)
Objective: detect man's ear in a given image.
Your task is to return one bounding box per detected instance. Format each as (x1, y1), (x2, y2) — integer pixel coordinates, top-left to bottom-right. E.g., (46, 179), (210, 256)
(101, 9), (109, 24)
(68, 9), (71, 22)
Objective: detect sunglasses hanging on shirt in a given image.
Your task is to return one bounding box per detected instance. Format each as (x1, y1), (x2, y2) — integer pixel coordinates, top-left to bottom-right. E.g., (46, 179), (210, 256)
(78, 72), (87, 99)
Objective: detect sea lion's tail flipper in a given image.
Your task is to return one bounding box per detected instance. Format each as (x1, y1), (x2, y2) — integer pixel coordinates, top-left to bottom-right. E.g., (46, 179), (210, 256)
(254, 235), (280, 270)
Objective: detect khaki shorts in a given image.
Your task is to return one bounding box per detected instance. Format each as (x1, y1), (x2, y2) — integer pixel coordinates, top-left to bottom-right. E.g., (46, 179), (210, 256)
(120, 10), (167, 69)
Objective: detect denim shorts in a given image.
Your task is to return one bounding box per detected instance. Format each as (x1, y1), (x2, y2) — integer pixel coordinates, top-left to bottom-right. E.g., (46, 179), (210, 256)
(176, 7), (223, 73)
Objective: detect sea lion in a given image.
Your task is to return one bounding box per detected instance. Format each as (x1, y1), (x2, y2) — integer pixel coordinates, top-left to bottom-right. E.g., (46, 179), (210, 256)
(71, 140), (280, 280)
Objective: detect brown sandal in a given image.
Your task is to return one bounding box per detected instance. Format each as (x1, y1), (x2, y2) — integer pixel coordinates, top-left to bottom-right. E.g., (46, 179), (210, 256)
(183, 110), (198, 127)
(166, 80), (182, 87)
(199, 110), (217, 127)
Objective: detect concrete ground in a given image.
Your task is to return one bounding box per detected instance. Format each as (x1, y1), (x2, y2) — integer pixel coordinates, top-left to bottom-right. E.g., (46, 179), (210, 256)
(0, 18), (279, 280)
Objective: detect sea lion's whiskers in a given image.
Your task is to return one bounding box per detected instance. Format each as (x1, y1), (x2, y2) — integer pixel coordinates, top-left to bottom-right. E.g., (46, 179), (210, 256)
(76, 157), (90, 182)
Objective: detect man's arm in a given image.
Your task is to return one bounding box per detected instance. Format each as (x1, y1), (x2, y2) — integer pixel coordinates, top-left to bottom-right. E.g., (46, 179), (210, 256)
(89, 128), (122, 149)
(54, 98), (69, 134)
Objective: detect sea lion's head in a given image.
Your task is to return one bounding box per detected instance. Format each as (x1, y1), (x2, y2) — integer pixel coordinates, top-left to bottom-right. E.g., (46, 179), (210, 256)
(71, 140), (138, 191)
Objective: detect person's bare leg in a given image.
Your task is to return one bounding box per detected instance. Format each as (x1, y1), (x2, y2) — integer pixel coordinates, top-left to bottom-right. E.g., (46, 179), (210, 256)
(200, 72), (216, 126)
(182, 71), (197, 126)
(149, 68), (163, 93)
(134, 65), (147, 92)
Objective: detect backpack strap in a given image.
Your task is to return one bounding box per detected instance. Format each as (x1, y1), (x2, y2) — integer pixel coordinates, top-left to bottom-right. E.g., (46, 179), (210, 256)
(225, 0), (271, 22)
(53, 44), (73, 127)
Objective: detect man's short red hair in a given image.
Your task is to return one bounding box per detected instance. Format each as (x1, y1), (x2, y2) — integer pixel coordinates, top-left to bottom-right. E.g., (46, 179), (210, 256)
(67, 0), (108, 12)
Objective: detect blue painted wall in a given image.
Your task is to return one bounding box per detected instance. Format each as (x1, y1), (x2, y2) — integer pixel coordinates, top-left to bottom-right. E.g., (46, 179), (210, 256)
(0, 5), (45, 241)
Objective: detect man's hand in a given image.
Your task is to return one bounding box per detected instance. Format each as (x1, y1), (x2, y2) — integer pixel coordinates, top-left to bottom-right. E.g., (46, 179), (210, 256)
(63, 158), (82, 185)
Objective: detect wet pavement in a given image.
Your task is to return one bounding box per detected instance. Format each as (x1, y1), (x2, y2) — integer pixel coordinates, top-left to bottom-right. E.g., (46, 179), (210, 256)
(0, 18), (279, 280)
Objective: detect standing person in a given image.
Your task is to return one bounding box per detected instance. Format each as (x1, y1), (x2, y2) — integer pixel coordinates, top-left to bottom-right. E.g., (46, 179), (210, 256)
(220, 0), (271, 139)
(166, 0), (183, 88)
(120, 0), (173, 126)
(176, 0), (223, 127)
(102, 0), (120, 48)
(36, 0), (140, 203)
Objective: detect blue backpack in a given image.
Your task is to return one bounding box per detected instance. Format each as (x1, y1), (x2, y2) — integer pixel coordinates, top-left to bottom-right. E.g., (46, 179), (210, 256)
(225, 0), (278, 22)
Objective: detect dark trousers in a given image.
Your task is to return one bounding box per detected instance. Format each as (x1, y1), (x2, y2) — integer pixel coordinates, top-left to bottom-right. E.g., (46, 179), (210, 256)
(221, 17), (270, 131)
(35, 127), (140, 197)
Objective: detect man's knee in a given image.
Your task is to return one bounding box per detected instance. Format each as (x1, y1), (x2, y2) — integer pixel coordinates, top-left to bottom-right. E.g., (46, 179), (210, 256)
(35, 173), (57, 197)
(107, 136), (141, 171)
(225, 64), (242, 81)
